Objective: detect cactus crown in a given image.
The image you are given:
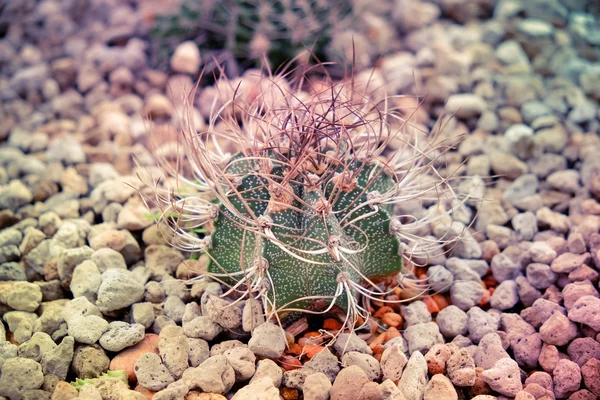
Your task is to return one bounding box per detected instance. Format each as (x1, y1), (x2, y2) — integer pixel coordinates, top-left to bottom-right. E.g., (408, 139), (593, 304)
(144, 68), (457, 329)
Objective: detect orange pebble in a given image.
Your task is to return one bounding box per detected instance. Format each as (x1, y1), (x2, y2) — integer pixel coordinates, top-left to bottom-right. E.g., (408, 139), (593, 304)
(384, 327), (401, 342)
(134, 385), (155, 399)
(479, 289), (491, 306)
(280, 355), (303, 371)
(303, 345), (325, 359)
(280, 387), (299, 400)
(373, 306), (394, 318)
(369, 332), (386, 351)
(432, 293), (450, 310)
(381, 312), (402, 328)
(305, 331), (320, 338)
(287, 343), (302, 356)
(323, 318), (343, 330)
(422, 296), (440, 314)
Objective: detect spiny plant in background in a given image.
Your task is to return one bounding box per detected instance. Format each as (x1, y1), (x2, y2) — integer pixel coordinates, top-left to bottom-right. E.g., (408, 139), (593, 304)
(148, 0), (395, 72)
(141, 64), (461, 331)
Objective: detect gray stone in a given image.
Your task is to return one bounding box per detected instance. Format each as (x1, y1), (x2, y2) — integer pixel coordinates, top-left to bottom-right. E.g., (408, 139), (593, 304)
(304, 348), (340, 383)
(183, 316), (222, 340)
(503, 174), (539, 204)
(341, 351), (381, 381)
(303, 373), (332, 400)
(333, 333), (372, 357)
(135, 352), (174, 391)
(231, 376), (281, 400)
(0, 262), (26, 281)
(203, 295), (242, 330)
(163, 295), (185, 324)
(401, 301), (431, 327)
(450, 281), (484, 310)
(491, 253), (522, 282)
(512, 212), (538, 241)
(70, 260), (102, 303)
(398, 351), (428, 400)
(90, 248), (127, 273)
(436, 305), (468, 338)
(96, 269), (145, 313)
(242, 298), (265, 332)
(67, 315), (108, 344)
(426, 265), (454, 293)
(18, 332), (56, 362)
(490, 280), (519, 310)
(158, 326), (189, 379)
(467, 307), (500, 344)
(188, 338), (210, 368)
(224, 346), (256, 381)
(0, 357), (44, 399)
(404, 322), (444, 355)
(526, 263), (557, 289)
(513, 332), (542, 370)
(99, 321), (144, 352)
(251, 359), (283, 387)
(248, 322), (287, 359)
(41, 336), (74, 380)
(181, 355), (234, 394)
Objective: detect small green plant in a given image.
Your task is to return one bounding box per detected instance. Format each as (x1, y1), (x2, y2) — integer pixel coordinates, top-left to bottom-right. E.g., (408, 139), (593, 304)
(143, 69), (458, 329)
(71, 370), (128, 390)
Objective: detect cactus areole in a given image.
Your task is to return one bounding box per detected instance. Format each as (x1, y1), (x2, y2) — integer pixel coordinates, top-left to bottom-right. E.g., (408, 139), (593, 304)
(207, 150), (404, 318)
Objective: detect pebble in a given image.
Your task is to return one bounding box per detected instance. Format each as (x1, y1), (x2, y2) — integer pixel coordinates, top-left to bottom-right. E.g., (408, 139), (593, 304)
(131, 302), (155, 329)
(181, 355), (235, 394)
(241, 298), (265, 333)
(328, 365), (371, 400)
(444, 94), (486, 119)
(521, 298), (566, 328)
(404, 322), (444, 355)
(135, 352), (174, 391)
(481, 358), (523, 397)
(581, 358), (600, 397)
(99, 321), (145, 352)
(304, 348), (340, 383)
(380, 344), (407, 381)
(515, 276), (541, 307)
(491, 253), (522, 282)
(423, 374), (458, 400)
(490, 280), (519, 310)
(72, 345), (110, 378)
(341, 351), (380, 381)
(473, 333), (510, 370)
(540, 311), (578, 346)
(231, 377), (280, 400)
(183, 316), (223, 341)
(333, 333), (372, 356)
(91, 248), (127, 273)
(0, 357), (44, 399)
(512, 212), (539, 241)
(398, 351), (428, 400)
(66, 315), (108, 344)
(526, 263), (557, 289)
(247, 322), (287, 359)
(251, 359), (282, 387)
(551, 252), (590, 274)
(568, 296), (600, 331)
(512, 332), (542, 370)
(424, 344), (452, 375)
(450, 281), (485, 310)
(170, 41), (201, 75)
(553, 359), (582, 399)
(96, 269), (145, 313)
(436, 305), (468, 338)
(401, 301), (432, 327)
(223, 346), (256, 382)
(163, 295), (186, 323)
(188, 338), (210, 368)
(303, 373), (332, 400)
(467, 307), (500, 344)
(446, 348), (476, 387)
(426, 265), (454, 293)
(70, 260), (102, 302)
(41, 336), (74, 380)
(203, 295), (242, 330)
(563, 281), (599, 310)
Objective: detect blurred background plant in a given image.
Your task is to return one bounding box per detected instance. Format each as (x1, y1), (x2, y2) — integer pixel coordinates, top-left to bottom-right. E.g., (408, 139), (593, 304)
(147, 0), (398, 75)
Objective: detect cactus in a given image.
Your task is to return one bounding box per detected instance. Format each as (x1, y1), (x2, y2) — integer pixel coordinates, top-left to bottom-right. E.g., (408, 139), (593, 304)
(147, 0), (395, 71)
(143, 70), (458, 328)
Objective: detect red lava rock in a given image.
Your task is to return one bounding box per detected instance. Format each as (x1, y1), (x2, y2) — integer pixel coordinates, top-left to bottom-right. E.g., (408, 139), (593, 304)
(580, 358), (600, 397)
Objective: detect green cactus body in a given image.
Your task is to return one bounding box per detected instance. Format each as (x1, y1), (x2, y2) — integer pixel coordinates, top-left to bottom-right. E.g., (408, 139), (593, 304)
(149, 0), (352, 68)
(207, 152), (403, 318)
